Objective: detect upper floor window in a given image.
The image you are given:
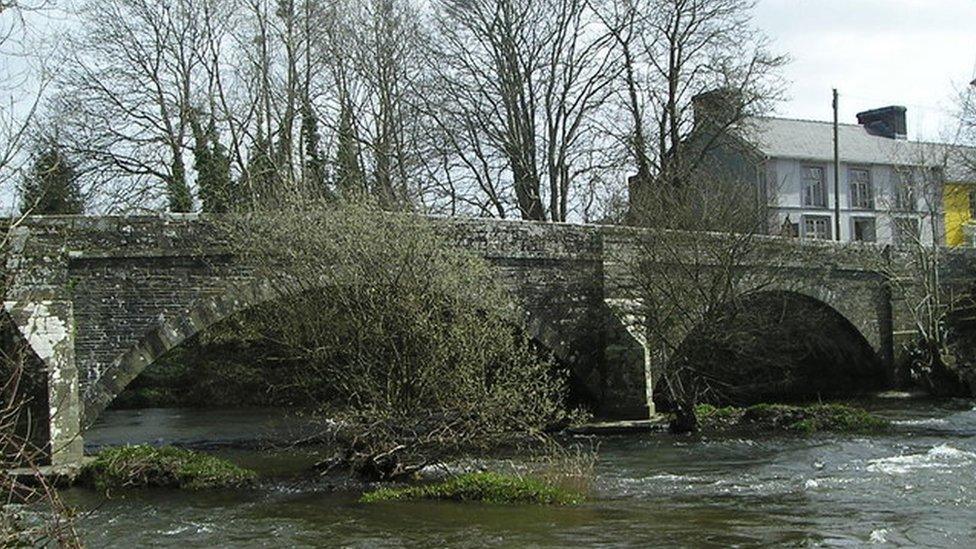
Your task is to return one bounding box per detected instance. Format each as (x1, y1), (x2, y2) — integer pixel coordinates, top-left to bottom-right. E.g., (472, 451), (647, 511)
(894, 168), (917, 212)
(802, 165), (827, 208)
(849, 168), (873, 210)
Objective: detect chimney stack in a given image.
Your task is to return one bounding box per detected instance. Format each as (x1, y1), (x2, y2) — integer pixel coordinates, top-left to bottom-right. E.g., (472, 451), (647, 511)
(856, 106), (907, 139)
(691, 88), (744, 128)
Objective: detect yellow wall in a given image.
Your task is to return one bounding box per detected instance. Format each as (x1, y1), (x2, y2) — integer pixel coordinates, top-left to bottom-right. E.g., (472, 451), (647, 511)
(944, 183), (973, 247)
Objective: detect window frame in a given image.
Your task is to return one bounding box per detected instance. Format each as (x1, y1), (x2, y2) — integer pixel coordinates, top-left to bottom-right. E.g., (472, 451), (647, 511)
(801, 165), (828, 209)
(850, 216), (877, 243)
(893, 168), (917, 212)
(801, 214), (833, 240)
(848, 166), (874, 210)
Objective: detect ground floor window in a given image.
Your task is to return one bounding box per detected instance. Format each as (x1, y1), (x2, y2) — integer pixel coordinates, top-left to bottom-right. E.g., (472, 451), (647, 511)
(802, 215), (833, 240)
(852, 217), (877, 242)
(893, 217), (921, 246)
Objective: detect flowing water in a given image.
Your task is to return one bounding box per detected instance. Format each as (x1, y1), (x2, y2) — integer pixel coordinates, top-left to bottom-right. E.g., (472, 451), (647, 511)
(64, 397), (976, 547)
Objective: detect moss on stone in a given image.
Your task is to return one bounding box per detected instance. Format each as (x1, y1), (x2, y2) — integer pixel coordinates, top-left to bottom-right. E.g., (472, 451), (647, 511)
(696, 403), (888, 434)
(359, 472), (584, 505)
(79, 445), (256, 491)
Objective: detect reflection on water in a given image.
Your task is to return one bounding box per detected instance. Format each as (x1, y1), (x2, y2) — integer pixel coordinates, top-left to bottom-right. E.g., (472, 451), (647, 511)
(66, 398), (976, 547)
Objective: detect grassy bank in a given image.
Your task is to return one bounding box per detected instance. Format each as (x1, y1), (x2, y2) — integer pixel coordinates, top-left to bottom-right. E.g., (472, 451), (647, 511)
(695, 403), (889, 434)
(79, 445), (256, 491)
(360, 472), (585, 505)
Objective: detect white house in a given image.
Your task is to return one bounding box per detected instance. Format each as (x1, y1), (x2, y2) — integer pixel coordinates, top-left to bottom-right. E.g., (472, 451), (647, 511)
(746, 106), (947, 246)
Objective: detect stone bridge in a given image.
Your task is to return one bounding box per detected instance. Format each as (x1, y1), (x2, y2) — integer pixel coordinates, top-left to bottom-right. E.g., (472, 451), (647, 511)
(4, 214), (965, 466)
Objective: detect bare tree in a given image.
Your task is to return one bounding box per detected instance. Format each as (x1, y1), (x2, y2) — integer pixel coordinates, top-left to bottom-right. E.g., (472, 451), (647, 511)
(958, 81), (976, 186)
(596, 0), (786, 205)
(1, 8), (82, 542)
(336, 0), (434, 208)
(0, 0), (54, 200)
(52, 0), (227, 212)
(428, 0), (618, 221)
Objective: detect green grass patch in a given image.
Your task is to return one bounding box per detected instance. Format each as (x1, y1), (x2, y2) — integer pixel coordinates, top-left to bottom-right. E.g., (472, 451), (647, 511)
(695, 403), (741, 422)
(79, 445), (256, 491)
(697, 403), (888, 434)
(359, 472), (585, 505)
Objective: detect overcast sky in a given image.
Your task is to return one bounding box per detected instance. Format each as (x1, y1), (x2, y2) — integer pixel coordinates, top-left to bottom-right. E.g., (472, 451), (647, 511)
(754, 0), (976, 141)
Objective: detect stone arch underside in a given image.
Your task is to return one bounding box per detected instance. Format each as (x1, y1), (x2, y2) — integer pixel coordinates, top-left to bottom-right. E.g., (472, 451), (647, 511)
(661, 288), (887, 404)
(81, 280), (586, 428)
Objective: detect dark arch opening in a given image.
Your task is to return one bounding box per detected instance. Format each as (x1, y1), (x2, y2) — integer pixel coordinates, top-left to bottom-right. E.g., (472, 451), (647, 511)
(105, 288), (583, 418)
(655, 290), (886, 409)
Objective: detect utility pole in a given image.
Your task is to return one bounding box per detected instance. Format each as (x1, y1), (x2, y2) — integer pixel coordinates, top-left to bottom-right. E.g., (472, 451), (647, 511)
(833, 89), (841, 241)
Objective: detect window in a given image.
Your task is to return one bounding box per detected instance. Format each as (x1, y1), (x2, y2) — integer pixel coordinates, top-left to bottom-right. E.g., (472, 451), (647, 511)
(849, 168), (873, 210)
(802, 166), (827, 208)
(969, 187), (976, 219)
(852, 217), (877, 242)
(894, 169), (916, 212)
(802, 215), (832, 240)
(893, 217), (921, 246)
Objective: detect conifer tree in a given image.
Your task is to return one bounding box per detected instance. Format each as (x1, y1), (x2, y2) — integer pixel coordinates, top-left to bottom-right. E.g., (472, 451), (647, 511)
(20, 138), (85, 215)
(301, 97), (329, 199)
(191, 109), (234, 212)
(334, 101), (364, 196)
(243, 120), (278, 208)
(168, 153), (193, 213)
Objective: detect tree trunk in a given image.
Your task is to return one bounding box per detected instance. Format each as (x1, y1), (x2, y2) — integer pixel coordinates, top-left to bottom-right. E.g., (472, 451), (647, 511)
(669, 402), (698, 434)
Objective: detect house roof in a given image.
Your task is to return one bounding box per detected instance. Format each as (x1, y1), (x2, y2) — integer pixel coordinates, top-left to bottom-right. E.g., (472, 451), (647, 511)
(742, 116), (976, 182)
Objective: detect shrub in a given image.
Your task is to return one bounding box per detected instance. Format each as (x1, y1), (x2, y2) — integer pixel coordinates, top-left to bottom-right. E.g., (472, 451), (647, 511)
(79, 446), (255, 491)
(360, 472), (584, 505)
(220, 199), (577, 480)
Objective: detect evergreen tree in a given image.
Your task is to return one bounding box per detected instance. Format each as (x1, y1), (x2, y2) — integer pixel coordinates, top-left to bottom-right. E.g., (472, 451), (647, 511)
(301, 96), (329, 199)
(20, 138), (85, 215)
(191, 108), (234, 213)
(243, 121), (278, 208)
(168, 153), (193, 213)
(334, 100), (364, 196)
(210, 136), (233, 209)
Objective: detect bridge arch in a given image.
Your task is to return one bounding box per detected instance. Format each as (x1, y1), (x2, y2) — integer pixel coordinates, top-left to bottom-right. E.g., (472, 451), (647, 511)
(81, 280), (578, 427)
(659, 288), (886, 406)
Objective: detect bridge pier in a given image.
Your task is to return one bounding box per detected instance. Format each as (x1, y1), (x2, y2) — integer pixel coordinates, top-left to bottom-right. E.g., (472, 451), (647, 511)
(5, 300), (84, 467)
(602, 299), (656, 417)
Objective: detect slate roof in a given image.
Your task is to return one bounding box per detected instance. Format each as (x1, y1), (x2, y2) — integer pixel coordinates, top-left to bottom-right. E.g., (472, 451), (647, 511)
(742, 116), (976, 182)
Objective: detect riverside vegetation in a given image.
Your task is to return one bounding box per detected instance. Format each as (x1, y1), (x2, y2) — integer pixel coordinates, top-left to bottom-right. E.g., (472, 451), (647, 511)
(694, 403), (889, 434)
(215, 199), (582, 482)
(79, 446), (256, 491)
(360, 472), (585, 505)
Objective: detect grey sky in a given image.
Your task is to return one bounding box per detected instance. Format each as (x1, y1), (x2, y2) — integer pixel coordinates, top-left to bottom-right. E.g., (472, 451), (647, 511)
(754, 0), (976, 141)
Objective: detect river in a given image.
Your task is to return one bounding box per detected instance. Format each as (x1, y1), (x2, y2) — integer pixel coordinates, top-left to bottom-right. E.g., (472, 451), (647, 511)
(64, 396), (976, 547)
